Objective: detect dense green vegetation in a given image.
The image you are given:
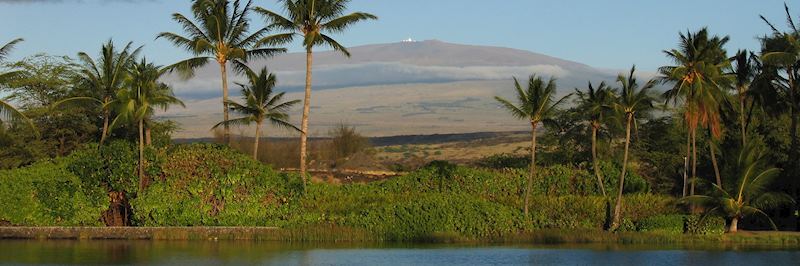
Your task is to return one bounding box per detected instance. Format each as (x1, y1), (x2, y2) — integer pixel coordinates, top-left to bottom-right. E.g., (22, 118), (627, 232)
(1, 143), (705, 240)
(1, 0), (800, 243)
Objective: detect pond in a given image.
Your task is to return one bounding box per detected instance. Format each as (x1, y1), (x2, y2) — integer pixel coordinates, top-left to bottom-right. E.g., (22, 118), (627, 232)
(0, 240), (798, 265)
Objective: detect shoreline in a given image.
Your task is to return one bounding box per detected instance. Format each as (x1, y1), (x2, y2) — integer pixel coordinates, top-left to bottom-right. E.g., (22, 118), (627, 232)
(2, 227), (800, 248)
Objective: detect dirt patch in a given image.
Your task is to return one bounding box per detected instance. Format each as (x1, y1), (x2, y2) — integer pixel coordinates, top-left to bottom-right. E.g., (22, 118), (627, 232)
(284, 169), (403, 184)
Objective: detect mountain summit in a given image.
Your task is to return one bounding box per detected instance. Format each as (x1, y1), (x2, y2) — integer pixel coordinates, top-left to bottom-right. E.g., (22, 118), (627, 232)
(255, 40), (593, 70)
(161, 40), (616, 138)
(167, 40), (611, 97)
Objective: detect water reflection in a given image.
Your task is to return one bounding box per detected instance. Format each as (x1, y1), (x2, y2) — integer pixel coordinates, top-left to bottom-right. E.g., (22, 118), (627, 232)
(1, 240), (799, 265)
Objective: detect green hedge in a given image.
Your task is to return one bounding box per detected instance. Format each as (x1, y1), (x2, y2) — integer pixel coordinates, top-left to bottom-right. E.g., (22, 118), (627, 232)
(130, 143), (303, 226)
(346, 193), (523, 240)
(685, 215), (726, 235)
(634, 214), (726, 235)
(636, 214), (685, 234)
(0, 159), (106, 226)
(0, 141), (683, 240)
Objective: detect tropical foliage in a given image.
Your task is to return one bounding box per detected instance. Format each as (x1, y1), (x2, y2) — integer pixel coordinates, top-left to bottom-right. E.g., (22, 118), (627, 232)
(681, 142), (794, 232)
(2, 1), (800, 236)
(213, 66), (300, 160)
(0, 38), (36, 132)
(158, 0), (286, 144)
(495, 75), (570, 215)
(255, 0), (377, 179)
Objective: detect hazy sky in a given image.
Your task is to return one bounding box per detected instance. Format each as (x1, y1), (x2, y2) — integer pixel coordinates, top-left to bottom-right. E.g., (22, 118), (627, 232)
(0, 0), (794, 71)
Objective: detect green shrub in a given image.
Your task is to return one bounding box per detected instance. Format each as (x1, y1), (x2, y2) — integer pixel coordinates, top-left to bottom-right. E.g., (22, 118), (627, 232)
(0, 160), (106, 226)
(68, 140), (162, 196)
(347, 193), (522, 240)
(597, 161), (649, 194)
(636, 214), (685, 234)
(130, 143), (302, 226)
(477, 154), (530, 169)
(528, 194), (677, 230)
(684, 215), (725, 235)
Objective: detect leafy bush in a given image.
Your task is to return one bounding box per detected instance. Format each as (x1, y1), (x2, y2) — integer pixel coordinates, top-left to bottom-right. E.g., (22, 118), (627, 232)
(596, 161), (649, 194)
(684, 215), (725, 235)
(347, 193), (522, 240)
(0, 160), (106, 226)
(67, 140), (162, 195)
(477, 154), (530, 169)
(528, 194), (676, 229)
(130, 143), (302, 226)
(636, 214), (685, 234)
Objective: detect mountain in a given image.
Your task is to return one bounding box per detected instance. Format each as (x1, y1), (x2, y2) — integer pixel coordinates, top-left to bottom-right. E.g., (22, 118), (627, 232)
(160, 40), (620, 138)
(164, 40), (613, 98)
(253, 39), (594, 69)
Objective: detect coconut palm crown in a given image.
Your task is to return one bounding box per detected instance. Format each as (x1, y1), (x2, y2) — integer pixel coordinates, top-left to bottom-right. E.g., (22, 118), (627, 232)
(255, 0), (377, 182)
(0, 38), (36, 132)
(157, 0), (287, 144)
(213, 66), (300, 160)
(495, 75), (571, 216)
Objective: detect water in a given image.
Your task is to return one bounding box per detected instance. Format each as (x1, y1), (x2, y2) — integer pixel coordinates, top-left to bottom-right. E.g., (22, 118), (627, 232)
(1, 240), (799, 265)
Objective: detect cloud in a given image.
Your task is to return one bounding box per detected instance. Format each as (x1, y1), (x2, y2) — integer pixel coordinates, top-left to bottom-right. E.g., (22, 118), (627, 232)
(163, 62), (574, 99)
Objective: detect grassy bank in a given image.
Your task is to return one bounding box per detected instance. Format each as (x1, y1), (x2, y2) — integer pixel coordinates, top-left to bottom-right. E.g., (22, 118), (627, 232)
(2, 227), (800, 248)
(0, 143), (790, 246)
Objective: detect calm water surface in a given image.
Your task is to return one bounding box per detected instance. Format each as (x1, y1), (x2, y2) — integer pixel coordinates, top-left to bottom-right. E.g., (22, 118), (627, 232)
(0, 240), (798, 265)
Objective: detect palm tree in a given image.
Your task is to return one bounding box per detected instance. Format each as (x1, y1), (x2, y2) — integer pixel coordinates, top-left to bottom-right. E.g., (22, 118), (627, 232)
(55, 40), (141, 145)
(255, 0), (377, 181)
(112, 59), (184, 192)
(495, 75), (570, 216)
(574, 81), (615, 196)
(213, 66), (300, 160)
(730, 50), (758, 145)
(681, 142), (795, 232)
(760, 4), (800, 178)
(0, 38), (36, 132)
(157, 0), (286, 144)
(610, 66), (656, 230)
(660, 28), (731, 191)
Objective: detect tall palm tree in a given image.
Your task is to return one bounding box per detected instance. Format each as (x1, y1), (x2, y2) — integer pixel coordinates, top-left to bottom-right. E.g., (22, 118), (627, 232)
(610, 66), (656, 230)
(112, 59), (184, 192)
(574, 81), (615, 196)
(213, 66), (300, 160)
(681, 142), (794, 232)
(730, 50), (758, 145)
(495, 75), (570, 216)
(255, 0), (377, 181)
(0, 38), (36, 132)
(760, 4), (800, 178)
(55, 40), (141, 145)
(157, 0), (286, 144)
(660, 28), (731, 191)
(0, 38), (24, 84)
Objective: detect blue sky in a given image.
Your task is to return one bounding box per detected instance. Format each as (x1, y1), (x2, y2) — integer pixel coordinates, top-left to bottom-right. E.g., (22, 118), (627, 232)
(0, 0), (793, 72)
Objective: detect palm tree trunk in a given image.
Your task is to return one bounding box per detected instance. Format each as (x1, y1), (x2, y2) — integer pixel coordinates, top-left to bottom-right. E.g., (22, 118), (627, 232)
(100, 96), (111, 145)
(299, 50), (313, 187)
(709, 137), (722, 189)
(138, 119), (145, 193)
(691, 127), (697, 196)
(219, 61), (231, 145)
(591, 125), (606, 197)
(791, 105), (798, 172)
(728, 217), (739, 233)
(683, 129), (690, 197)
(253, 121), (262, 160)
(524, 122), (538, 216)
(739, 89), (747, 146)
(145, 126), (152, 146)
(611, 114), (633, 230)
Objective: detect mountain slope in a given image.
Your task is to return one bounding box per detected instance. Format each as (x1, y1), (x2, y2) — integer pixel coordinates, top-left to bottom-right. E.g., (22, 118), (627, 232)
(160, 40), (617, 138)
